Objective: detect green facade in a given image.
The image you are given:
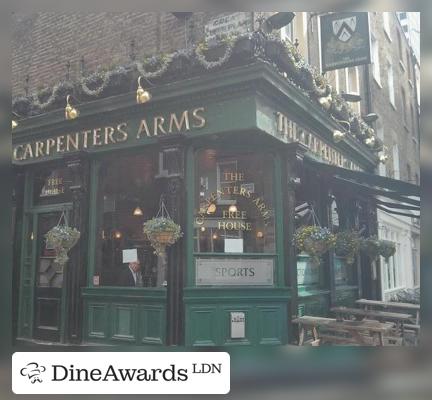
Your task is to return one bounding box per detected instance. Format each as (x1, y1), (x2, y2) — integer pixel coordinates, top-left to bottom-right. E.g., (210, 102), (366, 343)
(13, 62), (376, 347)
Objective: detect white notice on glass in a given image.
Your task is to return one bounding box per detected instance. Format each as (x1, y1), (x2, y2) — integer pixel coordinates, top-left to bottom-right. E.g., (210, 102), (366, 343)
(122, 249), (138, 263)
(224, 239), (243, 253)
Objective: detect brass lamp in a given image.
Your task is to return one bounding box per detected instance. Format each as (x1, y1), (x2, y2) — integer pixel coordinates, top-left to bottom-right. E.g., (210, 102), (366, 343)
(136, 76), (151, 104)
(333, 129), (346, 143)
(65, 95), (79, 120)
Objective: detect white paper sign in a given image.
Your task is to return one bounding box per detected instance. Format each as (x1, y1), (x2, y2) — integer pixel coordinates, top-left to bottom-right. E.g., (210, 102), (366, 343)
(230, 312), (245, 339)
(224, 239), (243, 253)
(122, 249), (138, 263)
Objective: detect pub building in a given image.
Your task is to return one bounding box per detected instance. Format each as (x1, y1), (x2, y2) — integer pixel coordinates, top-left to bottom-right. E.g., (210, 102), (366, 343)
(12, 27), (420, 346)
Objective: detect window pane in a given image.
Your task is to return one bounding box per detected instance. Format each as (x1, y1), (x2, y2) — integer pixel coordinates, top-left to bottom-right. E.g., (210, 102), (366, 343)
(33, 167), (72, 206)
(95, 152), (162, 287)
(194, 150), (275, 253)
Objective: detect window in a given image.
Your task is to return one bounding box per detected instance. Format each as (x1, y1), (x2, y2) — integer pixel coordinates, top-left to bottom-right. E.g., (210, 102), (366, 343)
(383, 12), (391, 40)
(281, 12), (308, 62)
(397, 31), (403, 62)
(346, 67), (360, 114)
(392, 144), (400, 180)
(407, 50), (412, 80)
(33, 167), (72, 206)
(94, 151), (162, 287)
(194, 150), (275, 254)
(371, 34), (381, 85)
(387, 59), (395, 106)
(380, 228), (402, 291)
(376, 121), (386, 177)
(401, 87), (407, 125)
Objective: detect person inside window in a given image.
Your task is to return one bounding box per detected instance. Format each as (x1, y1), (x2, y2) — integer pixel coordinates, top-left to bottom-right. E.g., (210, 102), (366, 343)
(118, 261), (142, 287)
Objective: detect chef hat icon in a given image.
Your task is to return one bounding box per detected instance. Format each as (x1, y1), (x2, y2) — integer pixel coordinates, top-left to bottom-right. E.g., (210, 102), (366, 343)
(20, 362), (46, 383)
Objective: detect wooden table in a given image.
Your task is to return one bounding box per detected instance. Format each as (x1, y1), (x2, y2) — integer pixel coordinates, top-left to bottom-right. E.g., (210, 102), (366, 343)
(292, 316), (394, 346)
(355, 299), (420, 324)
(331, 306), (413, 345)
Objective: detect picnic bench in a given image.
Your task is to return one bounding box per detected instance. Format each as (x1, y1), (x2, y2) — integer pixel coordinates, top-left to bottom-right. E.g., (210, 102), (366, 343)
(355, 299), (421, 345)
(292, 316), (394, 346)
(330, 306), (413, 345)
(355, 299), (420, 324)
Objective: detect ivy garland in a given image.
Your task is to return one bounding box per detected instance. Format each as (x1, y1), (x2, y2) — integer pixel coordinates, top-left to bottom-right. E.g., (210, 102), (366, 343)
(12, 30), (379, 149)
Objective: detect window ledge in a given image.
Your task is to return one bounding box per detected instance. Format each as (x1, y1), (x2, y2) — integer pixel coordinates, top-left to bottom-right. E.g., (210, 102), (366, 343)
(373, 77), (382, 88)
(390, 101), (397, 111)
(384, 29), (392, 42)
(399, 60), (406, 71)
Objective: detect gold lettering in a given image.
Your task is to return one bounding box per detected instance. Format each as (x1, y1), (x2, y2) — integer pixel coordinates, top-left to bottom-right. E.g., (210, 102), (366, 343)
(116, 122), (128, 142)
(154, 116), (166, 135)
(169, 110), (190, 133)
(56, 135), (65, 152)
(104, 126), (116, 144)
(137, 119), (151, 138)
(66, 133), (79, 152)
(23, 143), (34, 159)
(82, 130), (91, 149)
(35, 141), (45, 157)
(46, 138), (56, 155)
(192, 107), (206, 128)
(13, 145), (24, 161)
(93, 128), (103, 146)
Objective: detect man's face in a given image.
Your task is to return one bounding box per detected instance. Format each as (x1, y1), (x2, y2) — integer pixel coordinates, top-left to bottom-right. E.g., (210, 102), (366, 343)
(129, 261), (141, 272)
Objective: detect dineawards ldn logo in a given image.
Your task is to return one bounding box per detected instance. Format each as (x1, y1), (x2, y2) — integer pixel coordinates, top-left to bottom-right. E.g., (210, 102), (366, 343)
(12, 352), (230, 394)
(20, 362), (47, 383)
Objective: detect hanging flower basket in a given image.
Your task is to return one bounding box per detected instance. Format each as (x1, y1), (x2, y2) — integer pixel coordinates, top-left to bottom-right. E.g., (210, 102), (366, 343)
(334, 230), (362, 265)
(143, 216), (183, 256)
(45, 225), (80, 265)
(293, 225), (336, 266)
(360, 236), (380, 261)
(378, 240), (396, 261)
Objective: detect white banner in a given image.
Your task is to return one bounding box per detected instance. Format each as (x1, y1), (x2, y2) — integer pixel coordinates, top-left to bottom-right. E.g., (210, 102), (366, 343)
(12, 352), (230, 394)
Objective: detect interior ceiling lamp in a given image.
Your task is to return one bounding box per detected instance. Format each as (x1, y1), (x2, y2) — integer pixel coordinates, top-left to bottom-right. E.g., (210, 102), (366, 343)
(133, 206), (144, 216)
(136, 76), (152, 104)
(228, 204), (238, 213)
(65, 95), (79, 120)
(264, 12), (296, 32)
(362, 113), (379, 123)
(333, 129), (346, 143)
(341, 92), (362, 102)
(12, 119), (18, 130)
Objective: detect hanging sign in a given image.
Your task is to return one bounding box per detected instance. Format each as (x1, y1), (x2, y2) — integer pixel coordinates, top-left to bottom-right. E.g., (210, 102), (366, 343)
(320, 12), (371, 72)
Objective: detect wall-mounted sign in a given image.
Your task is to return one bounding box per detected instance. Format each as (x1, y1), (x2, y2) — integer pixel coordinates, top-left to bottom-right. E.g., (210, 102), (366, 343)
(205, 13), (252, 43)
(276, 111), (362, 171)
(196, 258), (274, 286)
(13, 107), (206, 162)
(230, 312), (246, 339)
(320, 12), (371, 72)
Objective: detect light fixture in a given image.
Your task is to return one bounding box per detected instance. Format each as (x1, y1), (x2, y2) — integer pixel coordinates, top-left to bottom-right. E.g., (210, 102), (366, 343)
(12, 119), (18, 129)
(133, 206), (143, 216)
(256, 231), (264, 239)
(362, 113), (379, 123)
(212, 233), (218, 240)
(136, 76), (151, 104)
(228, 204), (238, 213)
(264, 12), (296, 31)
(200, 226), (206, 232)
(65, 95), (79, 120)
(318, 95), (332, 110)
(114, 230), (122, 239)
(379, 152), (389, 163)
(365, 136), (376, 147)
(206, 203), (216, 214)
(333, 130), (346, 143)
(341, 92), (362, 102)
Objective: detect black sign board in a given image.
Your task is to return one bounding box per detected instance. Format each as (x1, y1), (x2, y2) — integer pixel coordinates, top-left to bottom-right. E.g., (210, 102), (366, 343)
(320, 12), (371, 72)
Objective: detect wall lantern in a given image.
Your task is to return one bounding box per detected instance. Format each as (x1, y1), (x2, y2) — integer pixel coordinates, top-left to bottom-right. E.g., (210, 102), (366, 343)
(333, 129), (346, 143)
(341, 92), (362, 102)
(363, 113), (379, 123)
(65, 95), (79, 120)
(264, 12), (296, 31)
(136, 76), (152, 104)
